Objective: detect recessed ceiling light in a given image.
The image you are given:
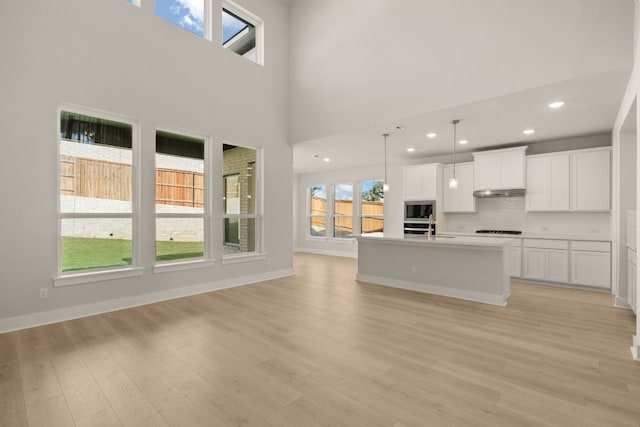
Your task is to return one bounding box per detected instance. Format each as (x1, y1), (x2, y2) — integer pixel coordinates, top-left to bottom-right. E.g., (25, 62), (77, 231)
(523, 129), (535, 135)
(406, 147), (415, 152)
(323, 158), (330, 162)
(426, 133), (437, 138)
(458, 139), (468, 145)
(548, 101), (565, 109)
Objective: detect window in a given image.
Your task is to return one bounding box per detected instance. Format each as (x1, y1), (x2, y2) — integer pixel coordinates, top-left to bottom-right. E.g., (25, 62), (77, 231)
(222, 2), (263, 64)
(360, 181), (384, 235)
(58, 110), (136, 273)
(308, 185), (327, 237)
(156, 0), (205, 37)
(223, 144), (260, 254)
(155, 130), (206, 263)
(333, 183), (353, 238)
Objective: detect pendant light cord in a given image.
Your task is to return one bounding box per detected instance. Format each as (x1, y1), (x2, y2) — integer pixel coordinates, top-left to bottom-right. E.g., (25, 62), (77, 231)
(383, 133), (389, 185)
(452, 119), (459, 178)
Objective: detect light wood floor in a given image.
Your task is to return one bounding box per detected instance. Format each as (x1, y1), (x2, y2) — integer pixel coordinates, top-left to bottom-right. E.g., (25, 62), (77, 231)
(2, 253), (640, 426)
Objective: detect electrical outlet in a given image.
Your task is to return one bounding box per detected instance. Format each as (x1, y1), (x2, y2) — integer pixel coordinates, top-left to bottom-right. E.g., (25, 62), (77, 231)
(411, 265), (417, 273)
(39, 288), (48, 299)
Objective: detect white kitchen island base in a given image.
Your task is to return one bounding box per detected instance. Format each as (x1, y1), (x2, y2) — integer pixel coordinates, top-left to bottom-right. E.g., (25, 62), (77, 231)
(356, 235), (512, 306)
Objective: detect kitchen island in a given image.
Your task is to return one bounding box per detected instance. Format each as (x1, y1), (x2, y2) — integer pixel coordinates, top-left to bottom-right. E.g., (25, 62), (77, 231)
(356, 234), (514, 306)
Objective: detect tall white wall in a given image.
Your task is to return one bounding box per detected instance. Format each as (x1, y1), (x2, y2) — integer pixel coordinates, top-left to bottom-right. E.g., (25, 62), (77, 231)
(0, 0), (292, 329)
(612, 0), (640, 361)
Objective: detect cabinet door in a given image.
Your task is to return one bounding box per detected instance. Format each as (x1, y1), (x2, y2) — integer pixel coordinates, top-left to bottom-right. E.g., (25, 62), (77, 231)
(444, 163), (476, 213)
(474, 154), (499, 190)
(548, 154), (570, 210)
(570, 250), (611, 288)
(403, 167), (424, 200)
(500, 150), (526, 189)
(510, 246), (522, 277)
(523, 248), (545, 280)
(525, 156), (549, 211)
(546, 249), (568, 283)
(571, 149), (611, 211)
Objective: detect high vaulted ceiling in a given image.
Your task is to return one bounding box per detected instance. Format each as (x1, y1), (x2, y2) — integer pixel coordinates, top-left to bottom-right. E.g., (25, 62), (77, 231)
(288, 0), (634, 173)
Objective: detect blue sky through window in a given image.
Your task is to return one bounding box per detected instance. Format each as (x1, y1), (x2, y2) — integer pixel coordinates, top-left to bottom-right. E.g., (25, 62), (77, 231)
(222, 9), (250, 44)
(335, 184), (353, 200)
(156, 0), (204, 37)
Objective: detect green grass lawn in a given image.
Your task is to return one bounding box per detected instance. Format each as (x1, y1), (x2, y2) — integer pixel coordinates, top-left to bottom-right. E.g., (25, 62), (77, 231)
(62, 237), (204, 272)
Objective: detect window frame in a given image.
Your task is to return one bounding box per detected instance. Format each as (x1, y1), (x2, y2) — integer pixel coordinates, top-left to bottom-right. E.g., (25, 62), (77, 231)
(332, 182), (355, 240)
(221, 142), (264, 262)
(153, 127), (214, 272)
(222, 0), (264, 65)
(307, 184), (328, 240)
(54, 105), (143, 287)
(359, 179), (385, 236)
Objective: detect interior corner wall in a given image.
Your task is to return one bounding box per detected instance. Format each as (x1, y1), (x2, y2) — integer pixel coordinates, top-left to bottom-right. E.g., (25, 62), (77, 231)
(0, 0), (292, 330)
(612, 0), (640, 360)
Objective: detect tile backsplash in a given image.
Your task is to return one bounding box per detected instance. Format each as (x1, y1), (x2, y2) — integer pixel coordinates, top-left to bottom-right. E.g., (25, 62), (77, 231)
(444, 197), (610, 236)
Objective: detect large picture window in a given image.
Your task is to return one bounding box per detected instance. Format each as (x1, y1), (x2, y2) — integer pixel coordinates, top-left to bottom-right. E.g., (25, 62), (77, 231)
(333, 183), (353, 238)
(223, 144), (260, 254)
(155, 130), (206, 263)
(58, 110), (136, 273)
(309, 185), (327, 237)
(360, 180), (384, 235)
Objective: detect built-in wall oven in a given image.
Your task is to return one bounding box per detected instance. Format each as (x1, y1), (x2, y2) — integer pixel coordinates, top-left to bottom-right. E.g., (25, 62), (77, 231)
(404, 201), (436, 235)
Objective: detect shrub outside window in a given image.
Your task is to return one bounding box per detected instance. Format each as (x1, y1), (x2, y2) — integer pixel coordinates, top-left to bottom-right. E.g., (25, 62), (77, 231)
(360, 180), (384, 235)
(58, 110), (136, 273)
(155, 130), (206, 263)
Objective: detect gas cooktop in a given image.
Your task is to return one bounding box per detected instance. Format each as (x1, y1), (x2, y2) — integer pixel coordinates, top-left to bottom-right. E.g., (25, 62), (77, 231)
(476, 229), (522, 235)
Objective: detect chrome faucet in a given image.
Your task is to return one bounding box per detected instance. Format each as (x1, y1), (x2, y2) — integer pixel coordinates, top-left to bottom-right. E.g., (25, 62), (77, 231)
(427, 214), (433, 239)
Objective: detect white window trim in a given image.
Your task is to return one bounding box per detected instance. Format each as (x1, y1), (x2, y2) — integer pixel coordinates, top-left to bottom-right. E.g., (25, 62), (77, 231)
(307, 185), (328, 240)
(221, 144), (263, 260)
(154, 126), (213, 269)
(359, 179), (385, 236)
(56, 104), (141, 285)
(222, 0), (264, 65)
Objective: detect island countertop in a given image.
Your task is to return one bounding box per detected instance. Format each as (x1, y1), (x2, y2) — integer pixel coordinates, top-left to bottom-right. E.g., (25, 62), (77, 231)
(356, 233), (515, 248)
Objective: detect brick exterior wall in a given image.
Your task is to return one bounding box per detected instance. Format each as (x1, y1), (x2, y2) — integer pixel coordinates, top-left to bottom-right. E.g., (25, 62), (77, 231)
(223, 146), (257, 253)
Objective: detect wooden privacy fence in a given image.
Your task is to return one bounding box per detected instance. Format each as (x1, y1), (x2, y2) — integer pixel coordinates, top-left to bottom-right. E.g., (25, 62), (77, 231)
(60, 156), (204, 208)
(310, 197), (384, 233)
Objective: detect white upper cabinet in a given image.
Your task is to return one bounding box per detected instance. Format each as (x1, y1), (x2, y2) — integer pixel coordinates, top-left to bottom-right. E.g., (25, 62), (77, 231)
(526, 153), (570, 211)
(443, 162), (476, 212)
(403, 163), (442, 201)
(473, 146), (527, 191)
(571, 148), (611, 211)
(525, 147), (610, 212)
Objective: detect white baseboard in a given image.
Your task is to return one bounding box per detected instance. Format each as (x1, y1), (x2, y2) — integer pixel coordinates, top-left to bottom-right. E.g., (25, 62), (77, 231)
(356, 273), (508, 306)
(0, 268), (294, 334)
(294, 247), (357, 259)
(615, 296), (632, 309)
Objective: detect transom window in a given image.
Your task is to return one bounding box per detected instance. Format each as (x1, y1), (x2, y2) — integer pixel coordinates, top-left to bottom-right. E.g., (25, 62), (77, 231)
(155, 0), (205, 37)
(222, 2), (263, 64)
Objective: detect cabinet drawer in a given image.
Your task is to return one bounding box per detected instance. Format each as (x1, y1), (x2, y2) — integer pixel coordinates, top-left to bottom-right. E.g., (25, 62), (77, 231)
(523, 239), (568, 250)
(571, 241), (610, 252)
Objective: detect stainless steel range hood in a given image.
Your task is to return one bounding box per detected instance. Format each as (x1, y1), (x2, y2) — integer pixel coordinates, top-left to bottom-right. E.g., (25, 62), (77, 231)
(473, 189), (526, 198)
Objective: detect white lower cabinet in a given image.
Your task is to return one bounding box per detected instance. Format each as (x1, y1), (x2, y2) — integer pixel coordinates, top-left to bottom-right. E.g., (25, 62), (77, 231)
(523, 239), (568, 283)
(570, 241), (611, 289)
(628, 248), (637, 315)
(509, 241), (522, 277)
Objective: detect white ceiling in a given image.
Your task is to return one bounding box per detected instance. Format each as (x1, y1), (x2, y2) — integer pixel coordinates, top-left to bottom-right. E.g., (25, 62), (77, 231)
(289, 0), (634, 174)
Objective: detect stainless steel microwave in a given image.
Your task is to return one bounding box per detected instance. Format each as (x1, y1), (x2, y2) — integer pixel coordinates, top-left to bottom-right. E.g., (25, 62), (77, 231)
(404, 200), (435, 221)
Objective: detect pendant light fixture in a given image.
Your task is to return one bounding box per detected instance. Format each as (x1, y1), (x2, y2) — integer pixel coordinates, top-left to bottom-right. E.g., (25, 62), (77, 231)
(449, 119), (460, 189)
(382, 132), (390, 191)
